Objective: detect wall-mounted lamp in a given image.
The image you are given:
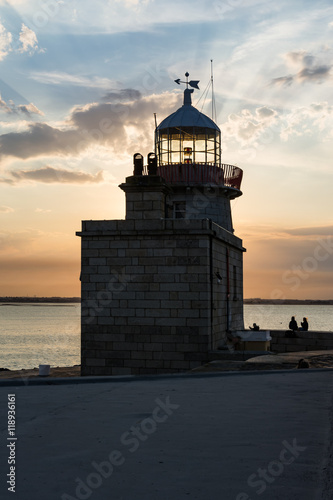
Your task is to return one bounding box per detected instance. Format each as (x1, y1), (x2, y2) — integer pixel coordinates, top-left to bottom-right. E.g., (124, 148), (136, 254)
(215, 271), (222, 284)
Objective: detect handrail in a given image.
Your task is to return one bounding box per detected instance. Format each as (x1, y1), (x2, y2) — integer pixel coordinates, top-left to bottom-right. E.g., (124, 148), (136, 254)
(142, 162), (243, 190)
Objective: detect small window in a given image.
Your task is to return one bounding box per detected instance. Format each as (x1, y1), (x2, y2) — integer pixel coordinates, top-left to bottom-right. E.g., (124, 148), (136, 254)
(173, 202), (186, 219)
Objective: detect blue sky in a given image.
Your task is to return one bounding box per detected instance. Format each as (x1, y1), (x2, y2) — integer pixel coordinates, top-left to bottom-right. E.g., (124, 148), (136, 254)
(0, 0), (332, 298)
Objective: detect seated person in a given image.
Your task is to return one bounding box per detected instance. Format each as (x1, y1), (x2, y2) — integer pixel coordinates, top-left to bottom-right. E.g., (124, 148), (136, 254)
(300, 317), (309, 331)
(289, 316), (298, 331)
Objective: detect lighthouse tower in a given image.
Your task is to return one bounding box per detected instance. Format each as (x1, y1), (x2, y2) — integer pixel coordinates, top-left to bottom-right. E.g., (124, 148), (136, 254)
(77, 73), (245, 376)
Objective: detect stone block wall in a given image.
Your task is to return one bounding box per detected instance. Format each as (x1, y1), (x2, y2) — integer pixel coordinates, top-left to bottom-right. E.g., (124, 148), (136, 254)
(77, 218), (244, 376)
(167, 187), (233, 232)
(270, 330), (333, 353)
(121, 176), (168, 220)
(211, 233), (244, 350)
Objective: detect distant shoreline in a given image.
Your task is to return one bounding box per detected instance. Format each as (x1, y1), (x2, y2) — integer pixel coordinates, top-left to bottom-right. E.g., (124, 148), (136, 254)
(0, 297), (80, 303)
(0, 296), (331, 305)
(244, 299), (333, 306)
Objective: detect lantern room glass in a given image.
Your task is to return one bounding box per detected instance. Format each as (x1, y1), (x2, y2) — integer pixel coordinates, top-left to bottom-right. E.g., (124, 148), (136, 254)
(155, 126), (221, 166)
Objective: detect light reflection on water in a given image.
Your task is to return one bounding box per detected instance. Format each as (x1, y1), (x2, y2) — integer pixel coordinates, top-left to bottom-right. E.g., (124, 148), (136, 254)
(0, 303), (80, 370)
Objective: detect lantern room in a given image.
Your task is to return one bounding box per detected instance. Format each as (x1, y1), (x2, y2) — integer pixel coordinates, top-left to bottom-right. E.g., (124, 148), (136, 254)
(155, 73), (221, 167)
(153, 72), (243, 194)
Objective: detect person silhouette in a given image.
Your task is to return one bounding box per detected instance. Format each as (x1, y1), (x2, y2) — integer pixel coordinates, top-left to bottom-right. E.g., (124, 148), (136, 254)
(289, 316), (298, 331)
(300, 317), (308, 331)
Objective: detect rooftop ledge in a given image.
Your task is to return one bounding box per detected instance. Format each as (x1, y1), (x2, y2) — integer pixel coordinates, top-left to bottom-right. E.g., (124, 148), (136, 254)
(76, 219), (246, 251)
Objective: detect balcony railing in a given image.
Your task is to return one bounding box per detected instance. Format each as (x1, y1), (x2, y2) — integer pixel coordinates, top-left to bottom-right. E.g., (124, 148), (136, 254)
(143, 162), (243, 190)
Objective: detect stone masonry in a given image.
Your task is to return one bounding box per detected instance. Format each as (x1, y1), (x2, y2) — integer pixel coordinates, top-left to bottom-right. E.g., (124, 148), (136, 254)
(270, 330), (333, 353)
(77, 174), (245, 376)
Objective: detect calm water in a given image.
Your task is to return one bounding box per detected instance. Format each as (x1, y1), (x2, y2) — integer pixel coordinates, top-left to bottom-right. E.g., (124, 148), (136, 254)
(0, 303), (81, 370)
(244, 304), (333, 332)
(0, 303), (332, 370)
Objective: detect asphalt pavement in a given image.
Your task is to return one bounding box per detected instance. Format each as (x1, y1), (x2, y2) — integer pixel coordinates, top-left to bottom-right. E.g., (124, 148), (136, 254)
(0, 370), (332, 500)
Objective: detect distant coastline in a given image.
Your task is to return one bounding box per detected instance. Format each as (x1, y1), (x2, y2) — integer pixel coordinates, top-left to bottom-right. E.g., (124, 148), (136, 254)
(0, 297), (80, 303)
(0, 296), (331, 305)
(244, 298), (333, 305)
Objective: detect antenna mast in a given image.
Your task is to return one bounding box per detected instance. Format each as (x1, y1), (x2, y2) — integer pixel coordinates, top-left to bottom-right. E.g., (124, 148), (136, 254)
(211, 59), (215, 121)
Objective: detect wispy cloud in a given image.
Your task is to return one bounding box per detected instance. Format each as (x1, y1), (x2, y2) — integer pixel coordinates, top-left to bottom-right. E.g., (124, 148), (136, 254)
(0, 95), (43, 117)
(9, 166), (104, 184)
(0, 21), (12, 61)
(280, 101), (333, 140)
(0, 228), (43, 253)
(271, 50), (332, 86)
(270, 75), (294, 87)
(15, 102), (44, 116)
(102, 89), (142, 102)
(221, 99), (333, 146)
(0, 95), (11, 113)
(285, 225), (333, 236)
(35, 207), (52, 213)
(30, 71), (120, 89)
(18, 24), (40, 54)
(0, 205), (14, 213)
(222, 106), (278, 145)
(0, 123), (83, 159)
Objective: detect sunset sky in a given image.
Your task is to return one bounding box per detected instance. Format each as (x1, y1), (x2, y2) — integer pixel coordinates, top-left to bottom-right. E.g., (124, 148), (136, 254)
(0, 0), (332, 299)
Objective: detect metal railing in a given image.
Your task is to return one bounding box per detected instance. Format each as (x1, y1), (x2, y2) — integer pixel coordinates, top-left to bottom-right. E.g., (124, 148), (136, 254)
(142, 162), (243, 190)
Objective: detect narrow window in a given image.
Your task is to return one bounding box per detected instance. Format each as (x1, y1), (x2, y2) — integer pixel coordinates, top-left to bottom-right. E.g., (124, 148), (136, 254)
(173, 202), (186, 219)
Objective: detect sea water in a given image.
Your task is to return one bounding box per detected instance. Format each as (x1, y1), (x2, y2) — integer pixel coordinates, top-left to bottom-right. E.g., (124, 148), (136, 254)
(0, 303), (80, 370)
(244, 304), (333, 332)
(0, 303), (332, 370)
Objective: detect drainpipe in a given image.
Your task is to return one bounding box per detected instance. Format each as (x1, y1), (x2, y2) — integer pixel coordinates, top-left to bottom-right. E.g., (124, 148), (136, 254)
(226, 247), (230, 332)
(209, 219), (214, 351)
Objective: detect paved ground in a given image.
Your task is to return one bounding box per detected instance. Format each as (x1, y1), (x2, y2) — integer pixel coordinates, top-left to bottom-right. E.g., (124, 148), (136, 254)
(0, 365), (81, 379)
(0, 370), (333, 500)
(194, 350), (333, 372)
(247, 351), (333, 367)
(2, 350), (333, 380)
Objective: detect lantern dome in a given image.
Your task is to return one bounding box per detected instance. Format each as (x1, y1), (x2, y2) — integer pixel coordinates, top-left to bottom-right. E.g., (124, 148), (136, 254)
(155, 83), (221, 167)
(157, 90), (220, 132)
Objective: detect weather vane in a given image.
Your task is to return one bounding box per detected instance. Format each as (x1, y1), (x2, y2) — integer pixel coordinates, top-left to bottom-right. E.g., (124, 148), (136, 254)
(174, 72), (200, 90)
